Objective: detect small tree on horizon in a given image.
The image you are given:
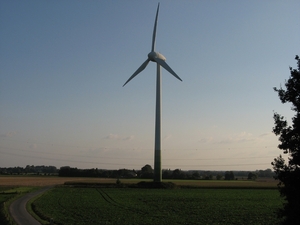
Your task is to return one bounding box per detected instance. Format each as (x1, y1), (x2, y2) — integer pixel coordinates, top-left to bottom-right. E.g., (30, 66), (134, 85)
(247, 172), (257, 180)
(224, 171), (234, 180)
(272, 55), (300, 225)
(140, 164), (154, 179)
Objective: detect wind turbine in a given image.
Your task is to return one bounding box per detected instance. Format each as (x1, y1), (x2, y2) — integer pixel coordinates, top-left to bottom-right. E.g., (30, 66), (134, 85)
(123, 3), (182, 182)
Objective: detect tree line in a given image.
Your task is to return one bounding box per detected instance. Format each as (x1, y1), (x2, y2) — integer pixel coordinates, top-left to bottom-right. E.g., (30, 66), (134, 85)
(137, 165), (273, 180)
(0, 164), (274, 180)
(0, 165), (58, 175)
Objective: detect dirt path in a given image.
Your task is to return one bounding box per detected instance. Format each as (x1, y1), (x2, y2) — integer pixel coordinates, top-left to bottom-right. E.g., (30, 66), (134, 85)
(9, 186), (52, 225)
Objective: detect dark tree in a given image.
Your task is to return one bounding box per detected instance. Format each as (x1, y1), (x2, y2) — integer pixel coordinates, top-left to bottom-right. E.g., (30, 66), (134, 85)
(224, 171), (235, 180)
(140, 164), (154, 179)
(192, 171), (200, 179)
(216, 174), (223, 180)
(171, 169), (186, 179)
(272, 55), (300, 225)
(247, 172), (257, 180)
(162, 169), (172, 179)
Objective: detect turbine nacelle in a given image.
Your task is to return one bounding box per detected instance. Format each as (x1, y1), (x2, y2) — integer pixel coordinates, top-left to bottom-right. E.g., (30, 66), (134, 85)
(122, 3), (182, 88)
(148, 51), (166, 62)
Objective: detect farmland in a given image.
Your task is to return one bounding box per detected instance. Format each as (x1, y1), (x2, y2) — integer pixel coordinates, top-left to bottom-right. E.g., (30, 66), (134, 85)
(0, 177), (284, 225)
(0, 175), (278, 188)
(0, 176), (118, 187)
(32, 185), (283, 225)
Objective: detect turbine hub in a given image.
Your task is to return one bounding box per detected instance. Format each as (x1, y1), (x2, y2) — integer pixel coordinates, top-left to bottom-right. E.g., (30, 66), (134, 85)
(148, 51), (166, 62)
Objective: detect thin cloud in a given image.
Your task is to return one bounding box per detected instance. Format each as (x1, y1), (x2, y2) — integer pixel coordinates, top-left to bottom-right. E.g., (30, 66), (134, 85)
(104, 134), (120, 140)
(104, 134), (135, 141)
(86, 147), (109, 154)
(123, 135), (135, 141)
(198, 137), (213, 143)
(259, 132), (273, 138)
(163, 134), (172, 141)
(0, 131), (17, 138)
(217, 132), (255, 144)
(29, 143), (37, 149)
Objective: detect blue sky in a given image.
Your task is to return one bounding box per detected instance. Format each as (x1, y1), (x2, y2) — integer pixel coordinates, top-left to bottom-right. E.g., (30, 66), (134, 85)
(1, 0), (299, 171)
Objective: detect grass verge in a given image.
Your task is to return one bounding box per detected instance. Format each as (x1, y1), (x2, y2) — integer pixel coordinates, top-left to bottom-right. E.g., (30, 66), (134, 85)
(1, 187), (39, 225)
(27, 193), (52, 225)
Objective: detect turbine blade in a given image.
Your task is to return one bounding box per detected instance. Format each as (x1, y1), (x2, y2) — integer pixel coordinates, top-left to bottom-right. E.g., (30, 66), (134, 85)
(154, 58), (182, 82)
(151, 3), (160, 52)
(123, 59), (150, 87)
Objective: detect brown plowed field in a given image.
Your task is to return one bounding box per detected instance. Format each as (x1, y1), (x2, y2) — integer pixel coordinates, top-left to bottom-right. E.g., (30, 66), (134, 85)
(0, 176), (116, 186)
(0, 176), (278, 188)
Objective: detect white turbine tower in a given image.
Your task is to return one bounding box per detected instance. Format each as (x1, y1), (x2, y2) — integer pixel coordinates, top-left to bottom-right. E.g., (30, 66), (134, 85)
(123, 3), (182, 182)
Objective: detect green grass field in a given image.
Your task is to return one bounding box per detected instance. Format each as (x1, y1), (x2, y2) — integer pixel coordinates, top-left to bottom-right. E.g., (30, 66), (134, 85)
(64, 178), (279, 189)
(0, 186), (39, 225)
(0, 187), (18, 225)
(32, 185), (284, 225)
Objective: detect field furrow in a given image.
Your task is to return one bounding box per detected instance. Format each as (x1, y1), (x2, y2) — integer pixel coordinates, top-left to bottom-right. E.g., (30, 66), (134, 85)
(31, 187), (283, 225)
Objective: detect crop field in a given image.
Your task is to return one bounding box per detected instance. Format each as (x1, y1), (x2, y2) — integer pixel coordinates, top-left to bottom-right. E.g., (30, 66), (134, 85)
(32, 186), (283, 225)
